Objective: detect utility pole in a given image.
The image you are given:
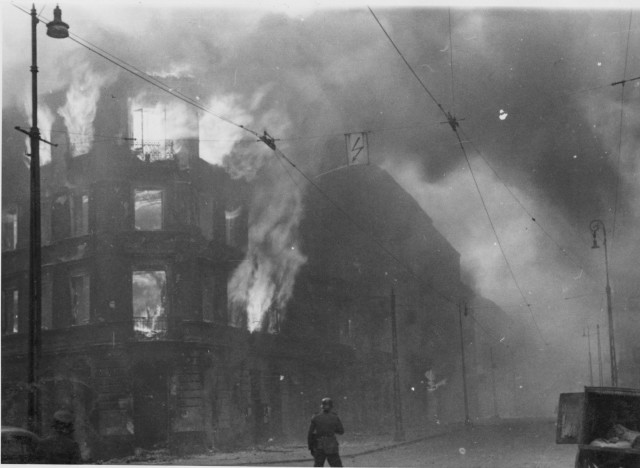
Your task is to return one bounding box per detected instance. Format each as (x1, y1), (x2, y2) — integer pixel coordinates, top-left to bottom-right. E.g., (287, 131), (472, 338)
(590, 220), (617, 386)
(583, 327), (593, 386)
(27, 5), (43, 435)
(597, 324), (603, 386)
(489, 347), (499, 419)
(390, 288), (404, 441)
(458, 302), (471, 426)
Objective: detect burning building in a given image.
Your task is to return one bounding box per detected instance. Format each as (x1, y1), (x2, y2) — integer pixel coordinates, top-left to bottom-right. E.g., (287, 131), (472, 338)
(2, 68), (513, 459)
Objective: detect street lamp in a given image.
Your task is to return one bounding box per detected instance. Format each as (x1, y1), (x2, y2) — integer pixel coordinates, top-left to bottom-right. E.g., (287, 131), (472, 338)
(589, 220), (617, 387)
(20, 3), (70, 435)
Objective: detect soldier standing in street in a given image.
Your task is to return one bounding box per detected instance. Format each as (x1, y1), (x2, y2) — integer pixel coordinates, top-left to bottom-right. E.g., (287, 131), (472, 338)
(308, 397), (344, 467)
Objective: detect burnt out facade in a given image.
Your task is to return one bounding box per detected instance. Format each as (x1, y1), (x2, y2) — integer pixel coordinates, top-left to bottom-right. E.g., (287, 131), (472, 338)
(2, 75), (492, 460)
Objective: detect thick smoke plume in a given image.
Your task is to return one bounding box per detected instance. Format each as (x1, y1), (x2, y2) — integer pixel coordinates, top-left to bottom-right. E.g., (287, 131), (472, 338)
(58, 61), (115, 156)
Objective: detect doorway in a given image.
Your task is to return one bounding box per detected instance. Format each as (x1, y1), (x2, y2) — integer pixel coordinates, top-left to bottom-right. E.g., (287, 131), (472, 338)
(133, 361), (168, 448)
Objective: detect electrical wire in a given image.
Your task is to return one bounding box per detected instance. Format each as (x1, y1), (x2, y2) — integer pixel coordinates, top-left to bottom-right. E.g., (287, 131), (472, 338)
(448, 9), (455, 116)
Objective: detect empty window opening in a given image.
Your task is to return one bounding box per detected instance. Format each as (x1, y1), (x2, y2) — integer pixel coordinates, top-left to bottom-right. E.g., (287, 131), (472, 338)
(202, 270), (226, 324)
(2, 288), (19, 334)
(2, 208), (18, 251)
(134, 190), (163, 231)
(71, 194), (89, 236)
(70, 273), (90, 326)
(225, 207), (242, 247)
(132, 270), (167, 337)
(131, 107), (175, 162)
(42, 273), (53, 330)
(51, 194), (71, 240)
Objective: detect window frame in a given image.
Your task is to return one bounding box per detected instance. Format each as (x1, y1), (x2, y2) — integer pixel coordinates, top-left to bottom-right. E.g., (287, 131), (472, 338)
(70, 192), (90, 237)
(133, 187), (165, 231)
(201, 267), (227, 325)
(2, 205), (19, 252)
(2, 285), (20, 335)
(224, 206), (242, 247)
(69, 268), (91, 326)
(131, 266), (170, 335)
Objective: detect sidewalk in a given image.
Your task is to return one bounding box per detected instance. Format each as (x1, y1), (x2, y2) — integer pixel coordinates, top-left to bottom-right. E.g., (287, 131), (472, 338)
(104, 423), (461, 466)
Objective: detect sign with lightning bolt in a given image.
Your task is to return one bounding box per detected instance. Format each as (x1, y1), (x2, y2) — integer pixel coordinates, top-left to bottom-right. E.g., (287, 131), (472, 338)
(345, 132), (369, 166)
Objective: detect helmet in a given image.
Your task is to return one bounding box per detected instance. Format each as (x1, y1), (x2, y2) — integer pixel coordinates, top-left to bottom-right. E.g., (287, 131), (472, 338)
(52, 410), (74, 434)
(321, 397), (333, 408)
(53, 410), (74, 424)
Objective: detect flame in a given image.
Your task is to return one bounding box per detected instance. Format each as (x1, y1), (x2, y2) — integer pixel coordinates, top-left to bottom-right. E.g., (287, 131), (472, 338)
(134, 308), (167, 338)
(222, 96), (305, 332)
(22, 100), (55, 166)
(58, 63), (110, 157)
(199, 94), (253, 166)
(198, 89), (305, 332)
(132, 271), (167, 338)
(129, 95), (199, 156)
(227, 173), (307, 332)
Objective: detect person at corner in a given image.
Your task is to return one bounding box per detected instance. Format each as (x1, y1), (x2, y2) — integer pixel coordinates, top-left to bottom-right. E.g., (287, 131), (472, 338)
(308, 397), (344, 467)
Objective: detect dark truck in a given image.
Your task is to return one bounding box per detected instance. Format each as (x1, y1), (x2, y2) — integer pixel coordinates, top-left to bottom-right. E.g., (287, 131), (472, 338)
(556, 386), (640, 468)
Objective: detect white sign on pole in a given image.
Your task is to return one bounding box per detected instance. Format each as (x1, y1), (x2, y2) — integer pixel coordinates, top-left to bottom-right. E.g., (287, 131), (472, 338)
(345, 132), (369, 165)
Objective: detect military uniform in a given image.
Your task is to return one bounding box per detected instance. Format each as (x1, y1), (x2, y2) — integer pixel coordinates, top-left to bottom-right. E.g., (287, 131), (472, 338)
(308, 405), (344, 467)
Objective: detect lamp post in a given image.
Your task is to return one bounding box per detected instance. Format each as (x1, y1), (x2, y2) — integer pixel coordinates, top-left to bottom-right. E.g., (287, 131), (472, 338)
(21, 4), (69, 434)
(589, 220), (617, 387)
(458, 302), (471, 426)
(583, 327), (593, 386)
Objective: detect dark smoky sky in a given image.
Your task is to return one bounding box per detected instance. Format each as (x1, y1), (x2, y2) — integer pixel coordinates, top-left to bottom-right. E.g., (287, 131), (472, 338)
(2, 1), (639, 400)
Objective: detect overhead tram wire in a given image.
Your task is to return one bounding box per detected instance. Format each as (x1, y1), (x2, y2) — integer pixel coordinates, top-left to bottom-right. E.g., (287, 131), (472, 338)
(368, 7), (450, 124)
(369, 6), (548, 347)
(448, 8), (455, 116)
(49, 123), (448, 146)
(612, 10), (633, 241)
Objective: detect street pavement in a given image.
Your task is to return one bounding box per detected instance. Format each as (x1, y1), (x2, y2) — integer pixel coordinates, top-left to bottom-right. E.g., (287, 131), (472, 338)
(332, 419), (576, 468)
(103, 418), (576, 467)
